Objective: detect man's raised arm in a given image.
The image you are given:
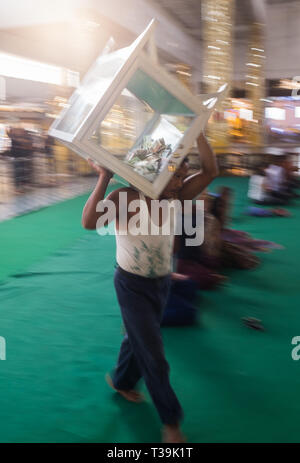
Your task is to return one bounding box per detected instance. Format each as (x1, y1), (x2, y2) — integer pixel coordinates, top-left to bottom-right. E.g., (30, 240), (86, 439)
(81, 160), (114, 230)
(179, 133), (219, 201)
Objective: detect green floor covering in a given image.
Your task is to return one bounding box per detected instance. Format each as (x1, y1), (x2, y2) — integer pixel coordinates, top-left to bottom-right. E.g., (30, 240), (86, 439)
(0, 177), (300, 443)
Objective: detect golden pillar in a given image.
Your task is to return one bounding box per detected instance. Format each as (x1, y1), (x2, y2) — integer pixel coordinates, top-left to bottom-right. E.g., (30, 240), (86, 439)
(245, 22), (266, 146)
(202, 0), (235, 149)
(175, 63), (192, 91)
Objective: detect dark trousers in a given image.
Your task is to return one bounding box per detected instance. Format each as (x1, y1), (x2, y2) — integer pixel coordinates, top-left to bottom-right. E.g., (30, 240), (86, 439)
(112, 266), (183, 425)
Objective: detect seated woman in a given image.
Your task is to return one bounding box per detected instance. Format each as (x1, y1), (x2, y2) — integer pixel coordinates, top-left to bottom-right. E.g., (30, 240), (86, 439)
(176, 186), (283, 282)
(211, 187), (284, 253)
(175, 193), (227, 290)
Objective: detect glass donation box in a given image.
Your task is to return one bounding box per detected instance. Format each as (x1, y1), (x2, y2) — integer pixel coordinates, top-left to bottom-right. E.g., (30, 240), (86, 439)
(49, 20), (227, 199)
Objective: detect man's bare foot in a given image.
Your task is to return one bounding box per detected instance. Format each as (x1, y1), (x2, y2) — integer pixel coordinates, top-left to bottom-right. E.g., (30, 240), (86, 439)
(105, 373), (145, 403)
(162, 424), (186, 443)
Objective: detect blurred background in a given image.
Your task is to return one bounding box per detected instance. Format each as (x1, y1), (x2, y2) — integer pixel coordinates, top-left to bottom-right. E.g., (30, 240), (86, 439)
(0, 0), (300, 218)
(2, 0), (300, 445)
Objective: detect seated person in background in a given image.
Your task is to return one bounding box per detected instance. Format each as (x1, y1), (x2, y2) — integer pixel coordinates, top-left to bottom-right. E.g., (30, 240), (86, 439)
(8, 127), (34, 193)
(265, 160), (295, 202)
(176, 184), (284, 283)
(175, 193), (227, 289)
(248, 169), (269, 204)
(265, 162), (285, 193)
(176, 188), (261, 274)
(245, 206), (291, 217)
(282, 155), (300, 196)
(248, 167), (288, 205)
(211, 186), (284, 254)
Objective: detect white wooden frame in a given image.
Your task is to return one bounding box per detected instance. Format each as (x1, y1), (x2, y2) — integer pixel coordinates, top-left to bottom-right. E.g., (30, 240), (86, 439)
(49, 20), (157, 143)
(49, 19), (228, 199)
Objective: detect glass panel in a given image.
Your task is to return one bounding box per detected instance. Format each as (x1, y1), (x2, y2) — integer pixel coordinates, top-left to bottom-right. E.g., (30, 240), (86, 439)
(55, 48), (130, 134)
(127, 69), (195, 115)
(90, 88), (154, 157)
(90, 69), (196, 183)
(162, 115), (195, 134)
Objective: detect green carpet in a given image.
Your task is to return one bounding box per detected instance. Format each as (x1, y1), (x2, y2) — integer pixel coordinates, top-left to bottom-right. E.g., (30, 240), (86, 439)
(0, 177), (300, 443)
(0, 183), (117, 283)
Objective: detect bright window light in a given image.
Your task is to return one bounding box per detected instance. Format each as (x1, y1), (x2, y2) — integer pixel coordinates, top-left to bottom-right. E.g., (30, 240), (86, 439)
(224, 111), (236, 120)
(239, 109), (253, 121)
(204, 75), (221, 80)
(265, 107), (286, 120)
(66, 70), (80, 88)
(0, 52), (78, 87)
(295, 107), (300, 118)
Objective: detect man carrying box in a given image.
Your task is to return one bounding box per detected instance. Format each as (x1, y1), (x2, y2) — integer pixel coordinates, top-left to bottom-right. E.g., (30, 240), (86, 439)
(82, 133), (218, 443)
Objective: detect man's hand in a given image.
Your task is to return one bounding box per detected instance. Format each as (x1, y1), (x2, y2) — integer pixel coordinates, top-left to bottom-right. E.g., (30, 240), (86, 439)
(196, 132), (207, 145)
(179, 131), (219, 201)
(87, 158), (113, 179)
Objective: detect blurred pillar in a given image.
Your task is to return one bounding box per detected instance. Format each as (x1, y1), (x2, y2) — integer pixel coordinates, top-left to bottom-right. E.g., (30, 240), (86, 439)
(175, 63), (192, 91)
(202, 0), (235, 149)
(245, 22), (266, 146)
